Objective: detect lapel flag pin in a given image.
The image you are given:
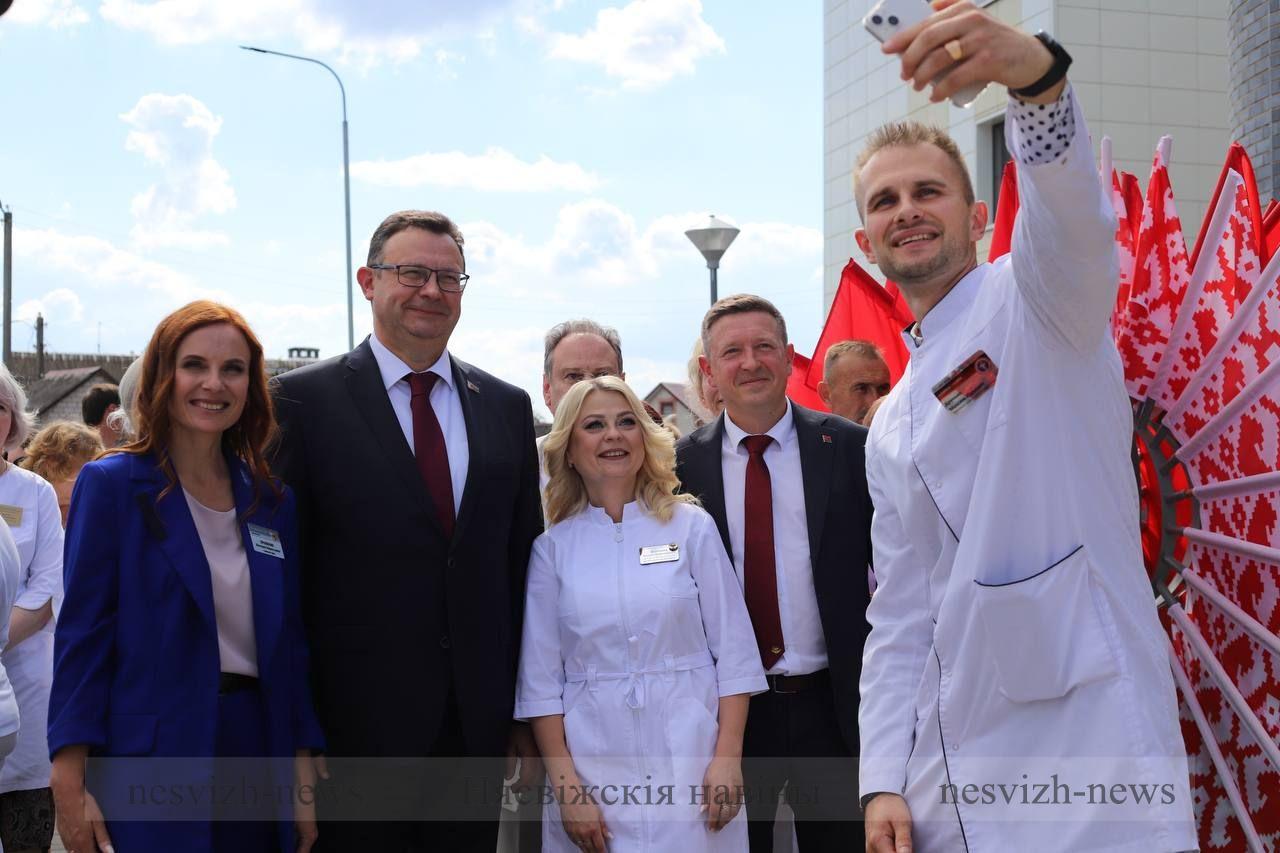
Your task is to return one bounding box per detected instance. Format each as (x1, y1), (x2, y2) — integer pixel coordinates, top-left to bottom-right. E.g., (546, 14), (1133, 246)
(821, 434), (833, 444)
(467, 380), (480, 393)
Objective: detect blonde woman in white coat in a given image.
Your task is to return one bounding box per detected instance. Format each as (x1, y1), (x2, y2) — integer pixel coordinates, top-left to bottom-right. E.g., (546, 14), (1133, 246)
(517, 376), (766, 853)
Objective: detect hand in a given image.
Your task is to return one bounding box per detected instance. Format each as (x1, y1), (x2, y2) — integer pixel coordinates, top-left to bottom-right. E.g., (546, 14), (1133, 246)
(865, 792), (913, 853)
(51, 751), (113, 853)
(882, 0), (1064, 105)
(506, 722), (543, 794)
(699, 755), (744, 832)
(559, 791), (611, 852)
(294, 750), (325, 852)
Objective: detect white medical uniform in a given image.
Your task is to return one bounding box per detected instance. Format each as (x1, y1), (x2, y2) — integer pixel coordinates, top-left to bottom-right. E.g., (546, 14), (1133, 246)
(517, 500), (766, 852)
(859, 89), (1198, 852)
(0, 465), (62, 794)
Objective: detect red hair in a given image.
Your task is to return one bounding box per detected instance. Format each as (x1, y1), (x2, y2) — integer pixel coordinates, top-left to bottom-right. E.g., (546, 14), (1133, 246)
(115, 300), (281, 507)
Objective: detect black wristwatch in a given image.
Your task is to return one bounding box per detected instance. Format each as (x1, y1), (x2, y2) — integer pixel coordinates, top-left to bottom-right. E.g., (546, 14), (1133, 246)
(1010, 31), (1072, 99)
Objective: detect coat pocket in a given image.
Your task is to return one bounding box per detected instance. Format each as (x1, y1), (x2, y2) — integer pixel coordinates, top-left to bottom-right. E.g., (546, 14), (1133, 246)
(974, 547), (1119, 703)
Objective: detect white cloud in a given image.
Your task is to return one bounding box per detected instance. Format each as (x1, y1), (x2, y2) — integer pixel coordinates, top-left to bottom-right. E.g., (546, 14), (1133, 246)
(4, 0), (89, 27)
(351, 147), (600, 194)
(544, 0), (725, 91)
(434, 48), (465, 79)
(12, 226), (351, 358)
(98, 0), (518, 67)
(16, 288), (85, 326)
(120, 93), (235, 250)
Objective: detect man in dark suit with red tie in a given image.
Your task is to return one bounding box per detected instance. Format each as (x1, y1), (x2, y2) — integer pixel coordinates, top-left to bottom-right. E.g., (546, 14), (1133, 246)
(272, 210), (543, 852)
(675, 294), (872, 852)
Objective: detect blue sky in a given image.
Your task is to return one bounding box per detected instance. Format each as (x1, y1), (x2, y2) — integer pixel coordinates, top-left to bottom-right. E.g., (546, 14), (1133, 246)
(0, 0), (824, 417)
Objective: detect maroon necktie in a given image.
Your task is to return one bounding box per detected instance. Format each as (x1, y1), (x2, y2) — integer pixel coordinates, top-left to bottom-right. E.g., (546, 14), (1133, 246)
(408, 372), (455, 538)
(741, 434), (784, 669)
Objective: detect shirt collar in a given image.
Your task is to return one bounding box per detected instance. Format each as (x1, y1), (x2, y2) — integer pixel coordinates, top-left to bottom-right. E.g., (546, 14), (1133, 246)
(901, 263), (988, 349)
(368, 331), (455, 393)
(723, 400), (795, 451)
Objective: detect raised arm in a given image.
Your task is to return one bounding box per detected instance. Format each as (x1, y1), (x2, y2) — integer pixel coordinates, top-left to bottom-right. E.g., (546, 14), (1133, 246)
(884, 0), (1116, 352)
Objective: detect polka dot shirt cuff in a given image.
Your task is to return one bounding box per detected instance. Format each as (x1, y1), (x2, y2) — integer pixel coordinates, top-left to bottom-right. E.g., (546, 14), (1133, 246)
(1008, 85), (1076, 166)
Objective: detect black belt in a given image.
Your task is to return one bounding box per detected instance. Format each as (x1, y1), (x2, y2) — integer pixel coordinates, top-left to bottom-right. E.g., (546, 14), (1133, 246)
(218, 672), (259, 695)
(765, 668), (829, 694)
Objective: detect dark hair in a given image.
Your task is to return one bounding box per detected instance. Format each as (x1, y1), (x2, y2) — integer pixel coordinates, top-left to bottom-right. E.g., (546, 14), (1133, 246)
(366, 210), (466, 269)
(700, 293), (789, 356)
(81, 383), (121, 426)
(114, 300), (280, 508)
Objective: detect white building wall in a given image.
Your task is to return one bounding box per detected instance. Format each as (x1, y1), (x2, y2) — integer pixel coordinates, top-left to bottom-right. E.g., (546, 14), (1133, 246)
(823, 0), (1230, 307)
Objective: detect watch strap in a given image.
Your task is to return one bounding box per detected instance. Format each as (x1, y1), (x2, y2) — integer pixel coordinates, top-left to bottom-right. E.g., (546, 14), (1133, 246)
(1010, 31), (1073, 99)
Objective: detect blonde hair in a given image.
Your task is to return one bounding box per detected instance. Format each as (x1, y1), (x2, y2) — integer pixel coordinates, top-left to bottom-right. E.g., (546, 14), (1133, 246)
(542, 376), (697, 525)
(853, 121), (975, 218)
(0, 363), (37, 452)
(20, 421), (104, 482)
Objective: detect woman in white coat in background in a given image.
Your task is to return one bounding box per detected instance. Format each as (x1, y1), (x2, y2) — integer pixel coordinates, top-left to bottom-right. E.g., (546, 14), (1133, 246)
(517, 375), (766, 853)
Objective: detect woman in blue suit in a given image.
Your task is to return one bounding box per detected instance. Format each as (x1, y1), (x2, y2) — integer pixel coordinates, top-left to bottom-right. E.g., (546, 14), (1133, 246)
(48, 301), (325, 853)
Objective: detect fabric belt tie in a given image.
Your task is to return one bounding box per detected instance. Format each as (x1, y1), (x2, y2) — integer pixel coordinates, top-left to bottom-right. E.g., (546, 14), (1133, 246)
(565, 651), (714, 710)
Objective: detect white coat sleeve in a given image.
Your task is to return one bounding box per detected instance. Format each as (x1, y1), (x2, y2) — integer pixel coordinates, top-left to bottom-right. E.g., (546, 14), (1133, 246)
(858, 451), (935, 799)
(1008, 86), (1120, 354)
(514, 534), (566, 720)
(14, 477), (64, 617)
(688, 508), (768, 698)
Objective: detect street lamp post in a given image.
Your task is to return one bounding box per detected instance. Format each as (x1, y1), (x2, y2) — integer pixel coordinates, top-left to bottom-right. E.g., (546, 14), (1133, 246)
(241, 46), (355, 350)
(685, 214), (740, 306)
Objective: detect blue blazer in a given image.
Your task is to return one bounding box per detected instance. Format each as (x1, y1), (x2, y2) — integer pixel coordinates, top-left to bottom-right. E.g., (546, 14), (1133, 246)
(49, 450), (324, 852)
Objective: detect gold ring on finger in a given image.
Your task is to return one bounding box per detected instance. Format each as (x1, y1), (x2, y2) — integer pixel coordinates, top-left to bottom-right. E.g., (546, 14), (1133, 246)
(945, 39), (964, 61)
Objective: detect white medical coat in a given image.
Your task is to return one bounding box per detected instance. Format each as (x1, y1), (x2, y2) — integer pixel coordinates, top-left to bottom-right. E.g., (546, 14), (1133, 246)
(859, 93), (1198, 852)
(516, 501), (766, 852)
(0, 465), (63, 793)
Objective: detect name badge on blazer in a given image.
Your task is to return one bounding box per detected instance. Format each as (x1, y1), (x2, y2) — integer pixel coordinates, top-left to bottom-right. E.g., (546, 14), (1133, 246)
(932, 349), (998, 414)
(247, 524), (285, 559)
(0, 505), (22, 527)
(639, 544), (680, 565)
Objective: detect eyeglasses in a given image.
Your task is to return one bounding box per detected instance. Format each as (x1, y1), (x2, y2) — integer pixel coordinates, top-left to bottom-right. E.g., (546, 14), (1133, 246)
(369, 264), (470, 293)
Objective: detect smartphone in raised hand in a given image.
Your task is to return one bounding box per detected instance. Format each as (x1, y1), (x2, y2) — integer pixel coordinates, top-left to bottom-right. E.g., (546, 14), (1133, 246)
(863, 0), (987, 108)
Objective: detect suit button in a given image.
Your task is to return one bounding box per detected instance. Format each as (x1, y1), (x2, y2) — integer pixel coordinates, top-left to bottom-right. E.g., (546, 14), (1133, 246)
(439, 635), (452, 649)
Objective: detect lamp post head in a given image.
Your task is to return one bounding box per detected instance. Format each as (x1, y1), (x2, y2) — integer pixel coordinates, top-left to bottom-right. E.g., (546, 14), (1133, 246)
(685, 214), (740, 270)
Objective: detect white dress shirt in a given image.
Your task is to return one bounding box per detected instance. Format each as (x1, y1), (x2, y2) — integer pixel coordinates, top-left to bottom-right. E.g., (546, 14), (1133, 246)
(721, 401), (827, 676)
(859, 88), (1196, 852)
(368, 332), (469, 514)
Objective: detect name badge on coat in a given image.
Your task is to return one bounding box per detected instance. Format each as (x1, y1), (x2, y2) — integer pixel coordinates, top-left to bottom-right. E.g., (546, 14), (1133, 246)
(638, 544), (680, 565)
(247, 524), (285, 559)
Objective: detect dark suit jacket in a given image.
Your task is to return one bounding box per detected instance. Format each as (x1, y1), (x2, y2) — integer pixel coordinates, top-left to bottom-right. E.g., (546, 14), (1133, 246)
(271, 339), (542, 758)
(675, 405), (872, 753)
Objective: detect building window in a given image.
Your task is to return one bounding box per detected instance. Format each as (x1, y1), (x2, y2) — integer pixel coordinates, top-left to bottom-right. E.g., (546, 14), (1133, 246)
(990, 119), (1010, 219)
(660, 401), (674, 417)
(988, 118), (1008, 219)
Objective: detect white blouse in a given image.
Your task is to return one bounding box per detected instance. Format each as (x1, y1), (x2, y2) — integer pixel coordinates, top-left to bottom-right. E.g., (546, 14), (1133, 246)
(184, 491), (258, 677)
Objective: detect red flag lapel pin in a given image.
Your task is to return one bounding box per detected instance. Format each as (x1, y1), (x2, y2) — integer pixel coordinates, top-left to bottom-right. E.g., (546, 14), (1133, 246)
(821, 434), (833, 444)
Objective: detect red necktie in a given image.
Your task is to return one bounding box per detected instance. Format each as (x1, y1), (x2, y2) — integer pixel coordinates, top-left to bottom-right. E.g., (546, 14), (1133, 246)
(741, 434), (784, 669)
(408, 372), (455, 538)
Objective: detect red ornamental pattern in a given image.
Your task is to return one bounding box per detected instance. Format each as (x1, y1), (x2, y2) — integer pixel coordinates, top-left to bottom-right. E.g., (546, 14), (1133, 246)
(1116, 142), (1280, 851)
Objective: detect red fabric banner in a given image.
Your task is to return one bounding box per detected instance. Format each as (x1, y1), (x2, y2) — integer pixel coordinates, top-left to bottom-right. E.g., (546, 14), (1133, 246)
(786, 259), (914, 410)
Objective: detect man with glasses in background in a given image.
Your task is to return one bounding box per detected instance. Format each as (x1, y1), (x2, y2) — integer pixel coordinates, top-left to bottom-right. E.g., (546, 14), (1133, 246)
(272, 209), (543, 852)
